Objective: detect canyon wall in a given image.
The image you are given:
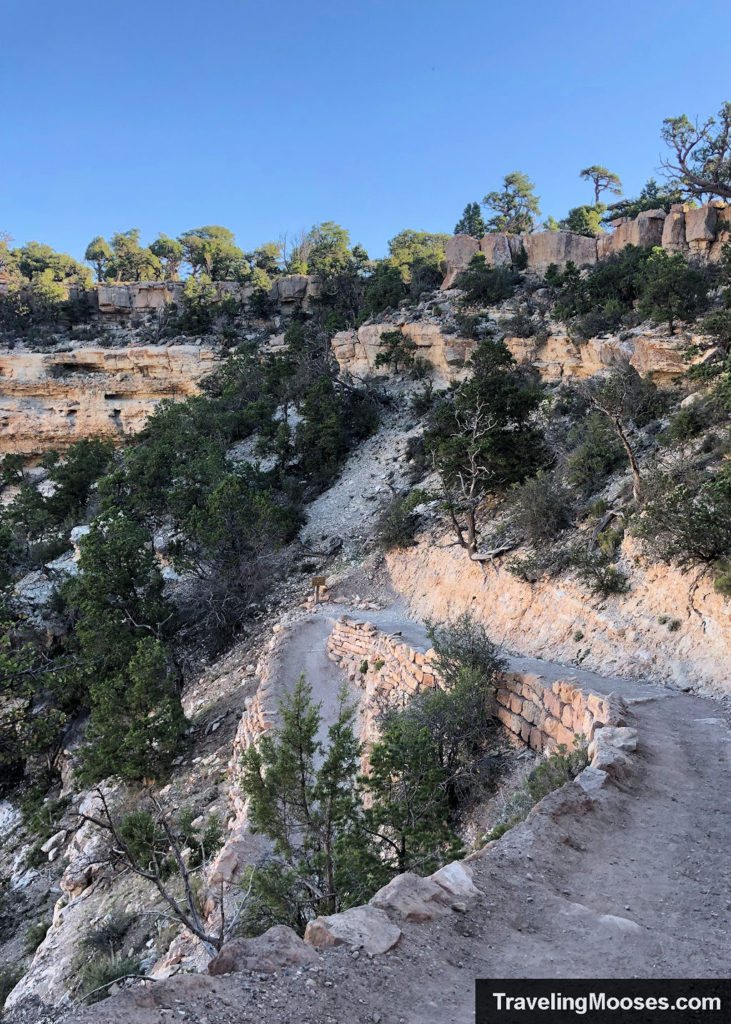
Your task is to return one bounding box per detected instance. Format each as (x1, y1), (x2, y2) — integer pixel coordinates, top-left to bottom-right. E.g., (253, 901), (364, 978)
(442, 201), (731, 285)
(385, 535), (731, 698)
(0, 345), (218, 455)
(331, 321), (702, 386)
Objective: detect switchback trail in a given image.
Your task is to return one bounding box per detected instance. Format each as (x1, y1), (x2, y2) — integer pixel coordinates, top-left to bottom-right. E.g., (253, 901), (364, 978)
(68, 603), (731, 1024)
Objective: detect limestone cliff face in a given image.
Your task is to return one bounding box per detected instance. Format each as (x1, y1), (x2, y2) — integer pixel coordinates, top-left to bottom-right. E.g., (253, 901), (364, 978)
(0, 345), (219, 455)
(442, 201), (731, 285)
(386, 535), (730, 698)
(331, 320), (701, 387)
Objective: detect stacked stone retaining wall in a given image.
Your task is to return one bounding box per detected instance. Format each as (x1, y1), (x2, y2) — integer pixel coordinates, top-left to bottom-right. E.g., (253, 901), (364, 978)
(327, 616), (626, 755)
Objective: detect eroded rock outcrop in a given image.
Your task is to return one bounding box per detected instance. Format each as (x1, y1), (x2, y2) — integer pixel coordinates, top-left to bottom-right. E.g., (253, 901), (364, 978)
(0, 344), (218, 455)
(332, 321), (702, 387)
(441, 201), (731, 286)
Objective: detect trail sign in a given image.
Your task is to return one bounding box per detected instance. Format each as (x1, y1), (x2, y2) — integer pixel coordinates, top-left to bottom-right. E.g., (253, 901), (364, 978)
(311, 576), (327, 605)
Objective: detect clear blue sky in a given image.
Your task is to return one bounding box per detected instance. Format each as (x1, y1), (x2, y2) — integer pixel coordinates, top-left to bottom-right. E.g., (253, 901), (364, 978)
(3, 0), (730, 262)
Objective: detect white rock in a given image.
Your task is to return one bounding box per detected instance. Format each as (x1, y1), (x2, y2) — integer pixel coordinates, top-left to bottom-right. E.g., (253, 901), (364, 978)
(304, 906), (401, 954)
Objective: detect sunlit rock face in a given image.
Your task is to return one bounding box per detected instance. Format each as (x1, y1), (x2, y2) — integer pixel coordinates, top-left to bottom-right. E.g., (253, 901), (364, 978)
(0, 345), (219, 456)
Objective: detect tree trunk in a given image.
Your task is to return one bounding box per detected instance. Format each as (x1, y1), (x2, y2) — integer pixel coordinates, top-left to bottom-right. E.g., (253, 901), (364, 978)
(613, 416), (642, 504)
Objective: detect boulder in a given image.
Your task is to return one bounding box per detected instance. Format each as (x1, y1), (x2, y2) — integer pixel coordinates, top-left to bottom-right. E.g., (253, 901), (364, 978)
(369, 872), (454, 922)
(207, 925), (318, 975)
(272, 275), (311, 304)
(304, 905), (401, 954)
(479, 233), (519, 267)
(429, 860), (481, 900)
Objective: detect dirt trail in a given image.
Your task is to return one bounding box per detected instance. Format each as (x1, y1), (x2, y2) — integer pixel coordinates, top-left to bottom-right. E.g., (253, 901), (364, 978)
(64, 604), (731, 1024)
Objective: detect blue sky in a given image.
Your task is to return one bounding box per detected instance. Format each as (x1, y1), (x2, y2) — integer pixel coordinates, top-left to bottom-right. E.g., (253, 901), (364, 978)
(3, 0), (730, 262)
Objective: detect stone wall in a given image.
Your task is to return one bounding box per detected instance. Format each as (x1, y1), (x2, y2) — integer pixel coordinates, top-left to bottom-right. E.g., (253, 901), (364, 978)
(326, 616), (626, 757)
(442, 201), (731, 285)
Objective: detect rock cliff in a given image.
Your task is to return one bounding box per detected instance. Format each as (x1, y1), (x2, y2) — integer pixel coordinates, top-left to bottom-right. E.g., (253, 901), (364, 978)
(0, 345), (218, 455)
(441, 201), (731, 285)
(331, 317), (705, 387)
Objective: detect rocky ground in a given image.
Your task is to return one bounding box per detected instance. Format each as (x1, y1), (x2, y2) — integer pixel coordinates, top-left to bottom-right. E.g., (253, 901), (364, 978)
(40, 621), (730, 1024)
(2, 349), (730, 1022)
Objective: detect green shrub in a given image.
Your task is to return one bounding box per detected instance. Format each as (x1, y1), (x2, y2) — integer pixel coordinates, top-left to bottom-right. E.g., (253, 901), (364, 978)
(81, 913), (132, 957)
(667, 618), (682, 632)
(569, 546), (631, 597)
(456, 254), (520, 305)
(374, 330), (417, 373)
(487, 736), (589, 840)
(663, 403), (709, 443)
(508, 472), (575, 544)
(566, 413), (625, 493)
(713, 561), (731, 597)
(79, 955), (141, 1004)
(23, 918), (50, 953)
(634, 464), (731, 568)
(377, 493), (420, 550)
(505, 547), (571, 583)
(0, 964), (23, 1006)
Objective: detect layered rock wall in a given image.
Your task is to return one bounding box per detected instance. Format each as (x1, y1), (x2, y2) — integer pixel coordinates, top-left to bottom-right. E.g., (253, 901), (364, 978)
(442, 201), (731, 285)
(386, 536), (731, 697)
(331, 322), (699, 387)
(0, 344), (218, 455)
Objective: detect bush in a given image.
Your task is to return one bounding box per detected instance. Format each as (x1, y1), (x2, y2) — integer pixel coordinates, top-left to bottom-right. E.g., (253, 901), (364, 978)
(505, 547), (572, 583)
(81, 913), (132, 957)
(634, 464), (731, 569)
(374, 330), (417, 373)
(0, 964), (23, 1006)
(663, 403), (710, 443)
(456, 254), (520, 305)
(566, 413), (625, 493)
(377, 493), (420, 551)
(713, 561), (731, 597)
(23, 918), (50, 953)
(569, 546), (631, 597)
(80, 955), (141, 1004)
(486, 736), (588, 840)
(508, 472), (575, 544)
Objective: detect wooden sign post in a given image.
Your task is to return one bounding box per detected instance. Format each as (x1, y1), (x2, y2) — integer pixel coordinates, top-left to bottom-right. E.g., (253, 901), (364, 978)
(311, 576), (327, 605)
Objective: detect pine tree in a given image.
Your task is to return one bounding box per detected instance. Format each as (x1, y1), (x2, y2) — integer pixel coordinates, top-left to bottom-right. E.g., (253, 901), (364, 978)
(454, 202), (486, 238)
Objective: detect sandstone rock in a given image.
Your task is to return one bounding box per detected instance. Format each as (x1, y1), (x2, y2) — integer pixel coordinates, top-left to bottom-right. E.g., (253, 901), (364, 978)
(662, 206), (688, 251)
(685, 204), (718, 244)
(0, 345), (219, 457)
(304, 905), (401, 954)
(574, 765), (609, 794)
(521, 231), (598, 273)
(429, 860), (481, 899)
(207, 925), (318, 975)
(441, 235), (479, 288)
(369, 872), (454, 922)
(40, 829), (67, 857)
(479, 233), (520, 267)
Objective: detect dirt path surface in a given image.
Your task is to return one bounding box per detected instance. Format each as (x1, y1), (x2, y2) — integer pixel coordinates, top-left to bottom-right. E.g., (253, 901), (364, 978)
(63, 604), (731, 1024)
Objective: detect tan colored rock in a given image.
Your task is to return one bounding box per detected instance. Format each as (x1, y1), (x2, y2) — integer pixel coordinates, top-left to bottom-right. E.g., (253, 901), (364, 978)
(304, 906), (401, 954)
(369, 872), (454, 922)
(661, 205), (689, 252)
(429, 861), (481, 900)
(207, 926), (318, 975)
(521, 231), (598, 273)
(685, 205), (718, 244)
(0, 345), (218, 456)
(442, 235), (479, 288)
